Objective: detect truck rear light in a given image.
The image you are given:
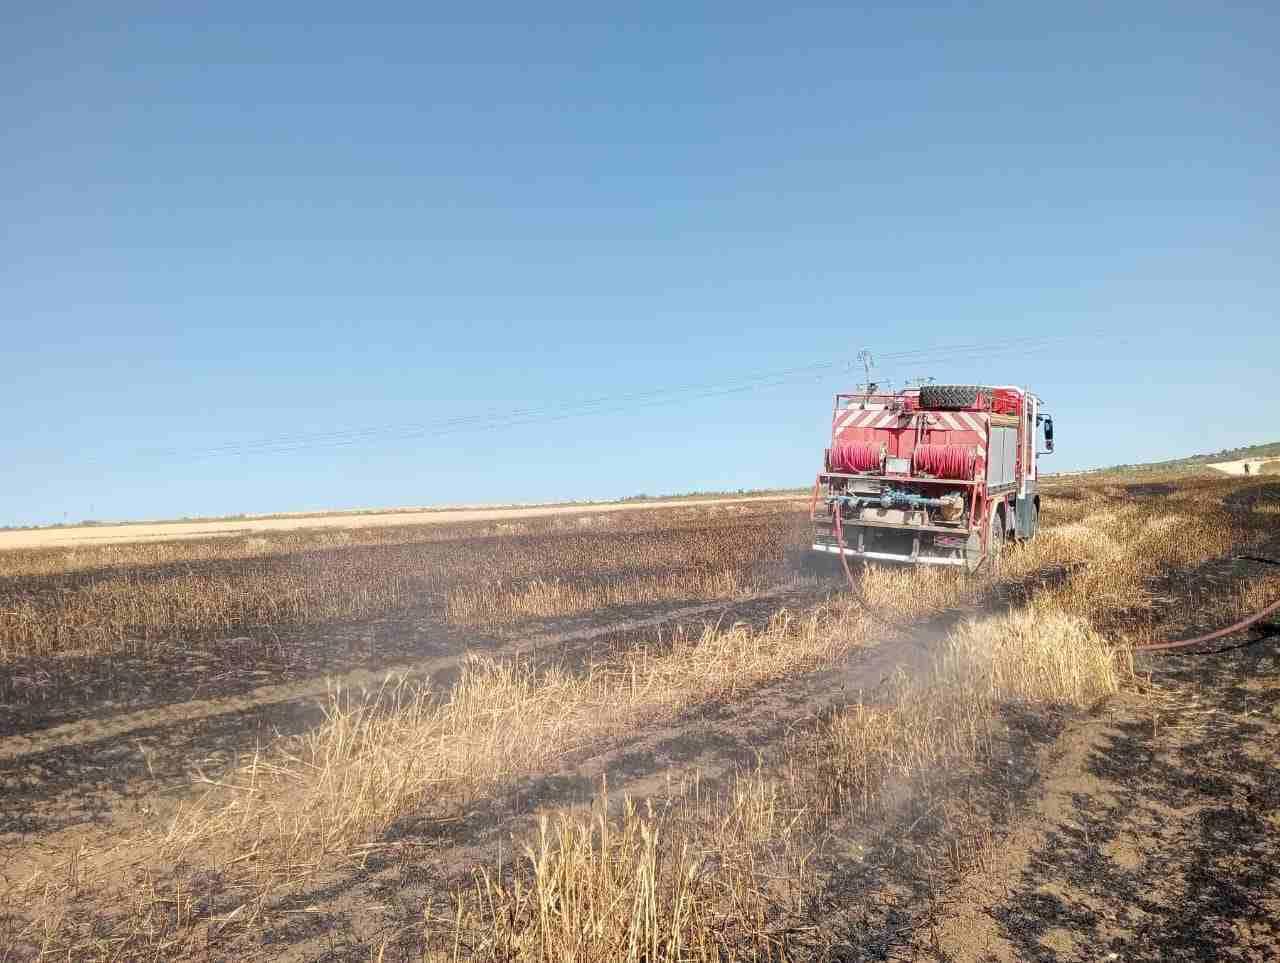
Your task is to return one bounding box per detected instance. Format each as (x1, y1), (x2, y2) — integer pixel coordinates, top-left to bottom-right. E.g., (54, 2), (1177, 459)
(933, 535), (967, 549)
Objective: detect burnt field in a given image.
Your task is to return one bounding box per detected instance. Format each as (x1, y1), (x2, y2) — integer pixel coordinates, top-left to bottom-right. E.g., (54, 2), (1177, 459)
(1, 477), (1278, 961)
(0, 504), (809, 732)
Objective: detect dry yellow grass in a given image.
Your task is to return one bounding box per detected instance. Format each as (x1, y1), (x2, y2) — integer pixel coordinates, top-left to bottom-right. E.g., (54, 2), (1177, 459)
(410, 480), (1267, 960)
(997, 499), (1249, 636)
(445, 567), (761, 626)
(436, 794), (795, 963)
(0, 501), (806, 578)
(5, 476), (1262, 662)
(0, 506), (807, 660)
(163, 602), (864, 875)
(0, 494), (805, 553)
(433, 604), (1133, 961)
(944, 604), (1133, 707)
(857, 563), (982, 618)
(7, 473), (1273, 959)
(167, 510), (1157, 884)
(1213, 569), (1280, 627)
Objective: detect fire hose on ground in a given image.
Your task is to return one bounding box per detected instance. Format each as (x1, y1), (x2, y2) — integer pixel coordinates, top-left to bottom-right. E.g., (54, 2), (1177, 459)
(1130, 555), (1280, 654)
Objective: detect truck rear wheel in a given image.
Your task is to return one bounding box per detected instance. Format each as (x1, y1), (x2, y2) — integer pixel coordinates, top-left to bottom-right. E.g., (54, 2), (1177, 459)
(987, 506), (1005, 560)
(963, 530), (984, 572)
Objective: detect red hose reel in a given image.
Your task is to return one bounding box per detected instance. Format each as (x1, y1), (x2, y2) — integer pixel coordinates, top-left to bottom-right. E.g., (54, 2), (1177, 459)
(912, 443), (977, 479)
(829, 441), (883, 473)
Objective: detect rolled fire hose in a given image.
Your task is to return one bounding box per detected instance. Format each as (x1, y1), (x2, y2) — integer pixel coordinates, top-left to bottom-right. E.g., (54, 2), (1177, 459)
(912, 443), (976, 480)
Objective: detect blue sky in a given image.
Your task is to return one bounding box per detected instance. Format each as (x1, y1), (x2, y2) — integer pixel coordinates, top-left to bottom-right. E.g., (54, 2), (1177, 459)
(3, 2), (1277, 525)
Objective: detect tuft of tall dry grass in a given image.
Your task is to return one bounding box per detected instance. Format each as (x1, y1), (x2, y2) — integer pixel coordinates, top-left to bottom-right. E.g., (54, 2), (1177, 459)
(857, 564), (983, 618)
(942, 604), (1133, 707)
(799, 605), (1130, 829)
(437, 795), (796, 963)
(433, 603), (1133, 961)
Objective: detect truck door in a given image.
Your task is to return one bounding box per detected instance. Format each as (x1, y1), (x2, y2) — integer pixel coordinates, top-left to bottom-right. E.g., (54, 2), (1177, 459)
(1013, 392), (1038, 540)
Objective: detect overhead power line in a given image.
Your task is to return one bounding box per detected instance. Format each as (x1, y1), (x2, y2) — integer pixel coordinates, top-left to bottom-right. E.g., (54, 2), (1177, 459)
(141, 334), (1080, 462)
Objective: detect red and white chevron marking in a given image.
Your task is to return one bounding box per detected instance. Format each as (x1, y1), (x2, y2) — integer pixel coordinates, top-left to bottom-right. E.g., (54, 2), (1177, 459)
(930, 411), (988, 439)
(833, 407), (904, 433)
(832, 408), (988, 440)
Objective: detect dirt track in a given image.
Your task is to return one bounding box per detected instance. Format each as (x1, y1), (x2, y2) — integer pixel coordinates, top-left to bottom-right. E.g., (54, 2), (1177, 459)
(0, 494), (804, 550)
(914, 630), (1280, 961)
(0, 596), (792, 764)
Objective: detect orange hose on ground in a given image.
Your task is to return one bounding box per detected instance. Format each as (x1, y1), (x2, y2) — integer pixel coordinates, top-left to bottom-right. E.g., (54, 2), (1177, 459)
(1134, 597), (1280, 652)
(832, 501), (858, 592)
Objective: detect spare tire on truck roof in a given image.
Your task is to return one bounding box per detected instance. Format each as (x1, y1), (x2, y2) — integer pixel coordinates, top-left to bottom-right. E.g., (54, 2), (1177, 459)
(919, 384), (991, 410)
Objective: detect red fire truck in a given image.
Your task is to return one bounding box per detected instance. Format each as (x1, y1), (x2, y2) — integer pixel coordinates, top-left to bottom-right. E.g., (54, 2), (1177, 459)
(811, 383), (1054, 572)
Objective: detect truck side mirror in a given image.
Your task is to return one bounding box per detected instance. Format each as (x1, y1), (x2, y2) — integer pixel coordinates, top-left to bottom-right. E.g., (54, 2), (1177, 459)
(1039, 415), (1055, 453)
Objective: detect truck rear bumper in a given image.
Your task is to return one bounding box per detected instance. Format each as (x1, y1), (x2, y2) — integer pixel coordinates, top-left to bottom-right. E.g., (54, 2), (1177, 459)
(810, 543), (968, 566)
